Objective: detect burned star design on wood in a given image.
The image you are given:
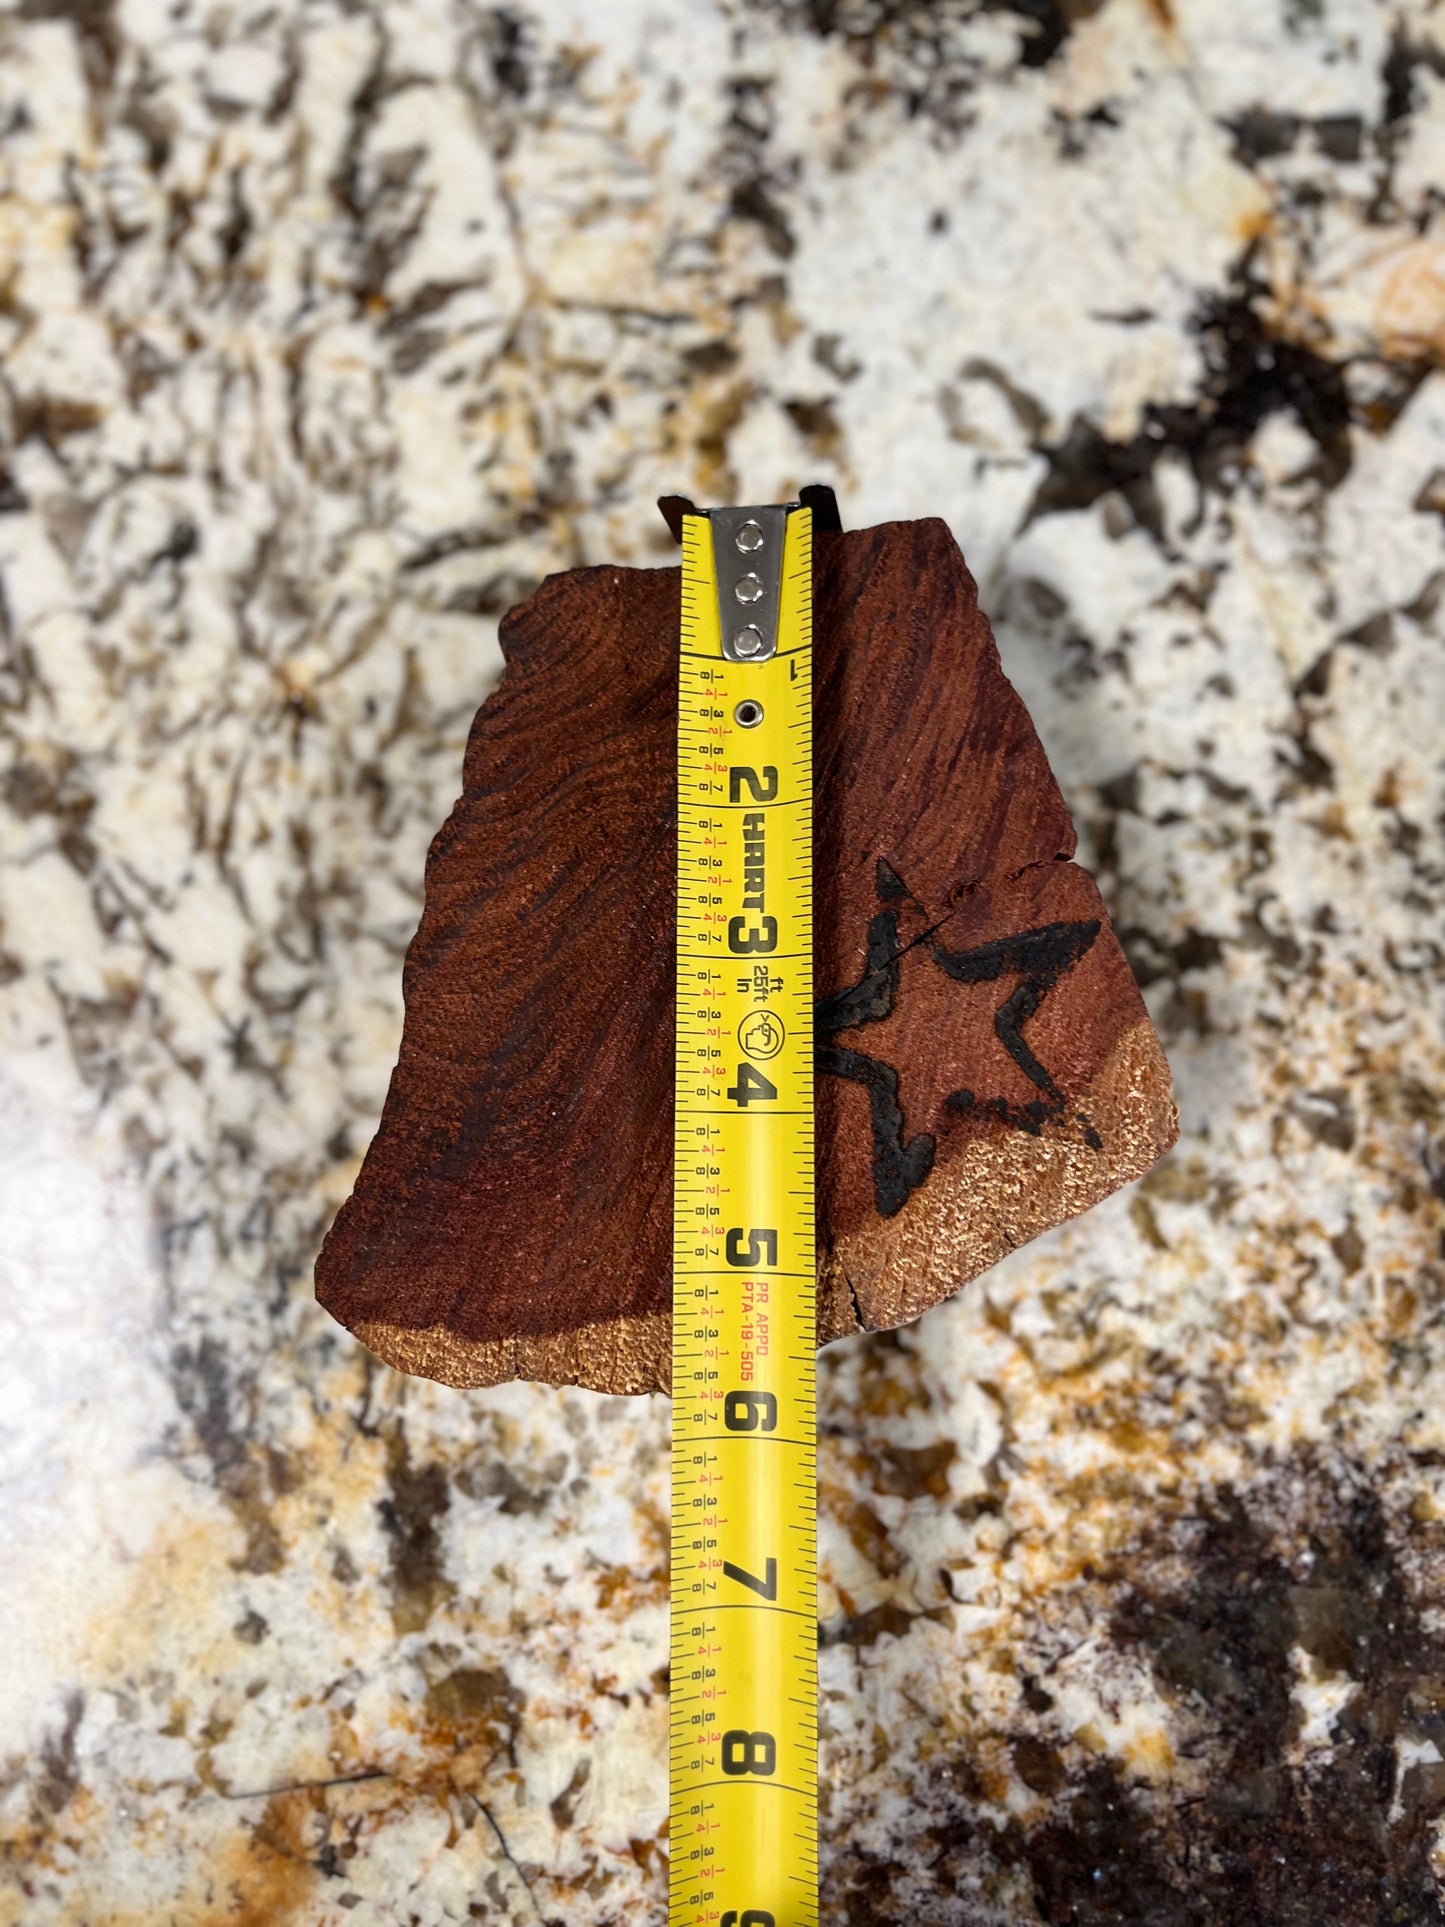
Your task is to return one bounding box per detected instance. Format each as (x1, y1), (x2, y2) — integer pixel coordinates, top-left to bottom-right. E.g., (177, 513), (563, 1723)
(315, 516), (1178, 1395)
(817, 856), (1105, 1220)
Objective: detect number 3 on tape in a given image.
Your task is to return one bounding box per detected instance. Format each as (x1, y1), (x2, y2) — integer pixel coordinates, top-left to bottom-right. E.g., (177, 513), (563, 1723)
(669, 501), (818, 1927)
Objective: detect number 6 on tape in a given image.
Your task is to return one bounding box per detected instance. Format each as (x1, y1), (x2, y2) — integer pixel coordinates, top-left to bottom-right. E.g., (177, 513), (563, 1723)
(669, 500), (817, 1927)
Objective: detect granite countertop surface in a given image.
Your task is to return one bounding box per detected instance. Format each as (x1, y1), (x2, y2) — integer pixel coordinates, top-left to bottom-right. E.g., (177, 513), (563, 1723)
(1, 1), (1443, 1922)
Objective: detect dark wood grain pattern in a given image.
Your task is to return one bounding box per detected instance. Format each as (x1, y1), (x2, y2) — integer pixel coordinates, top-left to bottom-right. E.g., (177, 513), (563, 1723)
(315, 518), (1177, 1393)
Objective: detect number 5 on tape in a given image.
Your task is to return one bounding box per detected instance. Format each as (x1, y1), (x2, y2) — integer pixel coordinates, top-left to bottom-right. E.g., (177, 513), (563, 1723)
(669, 500), (818, 1927)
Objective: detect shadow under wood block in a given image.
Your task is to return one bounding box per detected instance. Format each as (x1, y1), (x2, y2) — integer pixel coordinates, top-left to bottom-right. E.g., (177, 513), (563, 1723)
(315, 517), (1177, 1394)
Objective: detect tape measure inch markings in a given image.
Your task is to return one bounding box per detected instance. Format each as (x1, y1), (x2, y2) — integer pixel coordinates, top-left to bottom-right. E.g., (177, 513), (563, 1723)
(670, 501), (817, 1927)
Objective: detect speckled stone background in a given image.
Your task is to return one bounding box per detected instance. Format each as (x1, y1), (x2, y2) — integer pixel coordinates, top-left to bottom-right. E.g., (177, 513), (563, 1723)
(1, 2), (1442, 1922)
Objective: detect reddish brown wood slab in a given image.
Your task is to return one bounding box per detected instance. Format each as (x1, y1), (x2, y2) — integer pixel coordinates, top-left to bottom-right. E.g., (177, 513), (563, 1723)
(315, 517), (1176, 1393)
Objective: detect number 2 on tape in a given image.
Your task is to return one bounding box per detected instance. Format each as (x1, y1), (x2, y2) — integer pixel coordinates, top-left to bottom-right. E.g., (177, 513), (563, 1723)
(669, 500), (818, 1927)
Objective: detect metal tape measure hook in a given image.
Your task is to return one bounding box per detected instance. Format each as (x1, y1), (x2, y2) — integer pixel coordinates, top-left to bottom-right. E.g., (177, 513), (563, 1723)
(708, 504), (790, 662)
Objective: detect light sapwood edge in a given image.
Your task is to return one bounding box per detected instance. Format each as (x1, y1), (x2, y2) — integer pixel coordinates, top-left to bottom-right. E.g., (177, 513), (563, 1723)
(351, 1310), (671, 1397)
(347, 1021), (1176, 1396)
(819, 1015), (1179, 1342)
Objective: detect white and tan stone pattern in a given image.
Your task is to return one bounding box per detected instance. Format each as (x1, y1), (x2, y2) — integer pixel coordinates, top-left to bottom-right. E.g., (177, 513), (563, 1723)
(0, 2), (1442, 1921)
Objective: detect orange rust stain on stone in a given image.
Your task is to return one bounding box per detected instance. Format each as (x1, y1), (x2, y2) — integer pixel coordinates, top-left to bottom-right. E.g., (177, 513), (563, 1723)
(194, 1790), (323, 1927)
(1375, 240), (1445, 360)
(683, 377), (753, 502)
(594, 1558), (666, 1611)
(1236, 199), (1275, 249)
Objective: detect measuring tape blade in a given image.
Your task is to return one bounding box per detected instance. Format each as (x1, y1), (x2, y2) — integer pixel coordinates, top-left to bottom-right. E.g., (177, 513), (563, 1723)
(670, 502), (817, 1927)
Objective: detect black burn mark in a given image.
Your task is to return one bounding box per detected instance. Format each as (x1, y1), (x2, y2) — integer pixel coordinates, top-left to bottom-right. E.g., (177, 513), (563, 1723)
(815, 872), (1102, 1218)
(814, 906), (905, 1033)
(931, 919), (1100, 1131)
(816, 1043), (937, 1216)
(1027, 291), (1354, 538)
(814, 895), (935, 1219)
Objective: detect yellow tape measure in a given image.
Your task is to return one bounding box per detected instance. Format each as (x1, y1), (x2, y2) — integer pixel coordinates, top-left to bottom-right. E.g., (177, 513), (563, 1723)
(670, 502), (817, 1927)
